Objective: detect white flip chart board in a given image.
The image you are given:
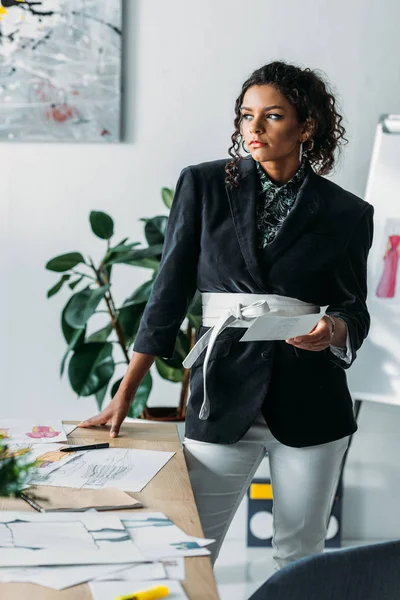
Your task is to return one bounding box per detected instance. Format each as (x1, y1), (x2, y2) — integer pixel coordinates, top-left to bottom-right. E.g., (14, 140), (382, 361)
(348, 114), (400, 406)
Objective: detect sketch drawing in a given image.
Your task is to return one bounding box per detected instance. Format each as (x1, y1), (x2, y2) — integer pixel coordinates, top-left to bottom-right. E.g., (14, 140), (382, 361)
(375, 218), (400, 300)
(26, 425), (61, 439)
(0, 0), (122, 141)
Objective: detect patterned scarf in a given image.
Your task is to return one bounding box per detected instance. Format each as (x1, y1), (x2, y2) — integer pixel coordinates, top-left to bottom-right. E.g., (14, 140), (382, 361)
(256, 158), (308, 248)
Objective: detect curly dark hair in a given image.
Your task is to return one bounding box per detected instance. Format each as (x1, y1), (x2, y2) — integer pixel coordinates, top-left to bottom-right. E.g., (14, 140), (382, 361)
(225, 61), (348, 188)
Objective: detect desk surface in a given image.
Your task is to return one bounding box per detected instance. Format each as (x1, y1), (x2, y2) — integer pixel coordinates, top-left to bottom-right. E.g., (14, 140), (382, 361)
(0, 421), (220, 600)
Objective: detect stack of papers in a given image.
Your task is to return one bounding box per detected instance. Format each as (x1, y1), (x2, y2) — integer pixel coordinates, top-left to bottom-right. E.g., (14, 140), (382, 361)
(0, 420), (213, 594)
(0, 511), (212, 592)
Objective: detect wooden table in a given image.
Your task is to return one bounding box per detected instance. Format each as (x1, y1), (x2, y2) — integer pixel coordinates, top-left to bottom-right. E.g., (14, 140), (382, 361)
(0, 421), (220, 600)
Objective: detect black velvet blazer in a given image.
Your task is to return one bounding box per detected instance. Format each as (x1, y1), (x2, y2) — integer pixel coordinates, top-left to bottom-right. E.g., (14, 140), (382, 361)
(134, 157), (374, 447)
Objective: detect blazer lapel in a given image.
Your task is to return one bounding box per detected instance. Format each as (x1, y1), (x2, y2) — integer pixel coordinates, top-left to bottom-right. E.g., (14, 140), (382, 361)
(225, 156), (266, 290)
(225, 157), (326, 290)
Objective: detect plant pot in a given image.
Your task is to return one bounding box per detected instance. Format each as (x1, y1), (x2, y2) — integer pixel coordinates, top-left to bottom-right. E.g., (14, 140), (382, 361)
(142, 407), (186, 422)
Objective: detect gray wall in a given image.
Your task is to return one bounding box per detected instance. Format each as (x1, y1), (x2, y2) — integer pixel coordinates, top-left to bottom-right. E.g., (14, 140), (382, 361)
(1, 0), (400, 542)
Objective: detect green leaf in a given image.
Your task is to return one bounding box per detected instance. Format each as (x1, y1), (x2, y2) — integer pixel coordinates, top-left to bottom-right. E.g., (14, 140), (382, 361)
(126, 258), (160, 272)
(187, 290), (202, 330)
(90, 211), (114, 240)
(161, 187), (174, 209)
(65, 285), (109, 329)
(110, 377), (123, 399)
(187, 314), (202, 330)
(103, 245), (163, 268)
(87, 322), (113, 343)
(95, 384), (108, 411)
(46, 252), (85, 272)
(128, 372), (153, 418)
(122, 280), (154, 307)
(47, 274), (70, 298)
(61, 298), (84, 344)
(142, 216), (168, 246)
(68, 342), (114, 397)
(60, 326), (86, 377)
(68, 275), (84, 290)
(118, 303), (146, 347)
(108, 241), (141, 254)
(155, 358), (184, 382)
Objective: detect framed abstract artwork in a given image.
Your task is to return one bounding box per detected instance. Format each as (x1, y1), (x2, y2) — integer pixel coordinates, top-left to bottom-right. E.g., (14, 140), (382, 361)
(0, 0), (122, 142)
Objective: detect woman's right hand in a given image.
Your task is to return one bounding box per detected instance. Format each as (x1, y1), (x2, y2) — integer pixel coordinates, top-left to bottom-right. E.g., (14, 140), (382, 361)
(78, 387), (135, 438)
(78, 351), (156, 438)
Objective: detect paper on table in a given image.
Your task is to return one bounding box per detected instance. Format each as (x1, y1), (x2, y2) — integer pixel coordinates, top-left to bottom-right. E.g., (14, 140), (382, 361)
(0, 511), (145, 567)
(0, 564), (132, 590)
(161, 558), (185, 581)
(21, 486), (142, 512)
(95, 561), (166, 582)
(28, 448), (175, 492)
(118, 512), (214, 560)
(4, 443), (82, 479)
(89, 579), (187, 600)
(0, 420), (67, 444)
(239, 307), (328, 342)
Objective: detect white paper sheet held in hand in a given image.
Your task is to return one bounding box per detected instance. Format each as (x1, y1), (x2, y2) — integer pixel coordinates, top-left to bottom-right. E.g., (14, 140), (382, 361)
(239, 307), (328, 342)
(28, 448), (175, 492)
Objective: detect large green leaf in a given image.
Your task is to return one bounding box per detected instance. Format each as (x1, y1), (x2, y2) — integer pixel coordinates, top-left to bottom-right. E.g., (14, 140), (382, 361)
(47, 274), (70, 298)
(126, 258), (160, 272)
(68, 342), (114, 397)
(155, 358), (183, 383)
(140, 216), (168, 246)
(87, 322), (113, 343)
(64, 285), (109, 329)
(60, 326), (87, 377)
(103, 245), (163, 268)
(61, 298), (86, 345)
(118, 303), (146, 347)
(128, 372), (153, 418)
(60, 297), (87, 377)
(121, 280), (154, 308)
(46, 252), (85, 272)
(95, 384), (108, 411)
(161, 187), (174, 210)
(89, 211), (114, 240)
(110, 377), (123, 399)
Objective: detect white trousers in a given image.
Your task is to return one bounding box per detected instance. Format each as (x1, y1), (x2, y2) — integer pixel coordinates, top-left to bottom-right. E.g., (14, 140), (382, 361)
(183, 413), (350, 569)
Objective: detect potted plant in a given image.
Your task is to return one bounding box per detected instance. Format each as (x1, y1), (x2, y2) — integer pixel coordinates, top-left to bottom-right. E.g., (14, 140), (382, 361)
(45, 187), (202, 421)
(0, 436), (35, 497)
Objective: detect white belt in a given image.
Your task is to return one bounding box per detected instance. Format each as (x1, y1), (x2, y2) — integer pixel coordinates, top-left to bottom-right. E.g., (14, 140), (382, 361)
(182, 293), (319, 420)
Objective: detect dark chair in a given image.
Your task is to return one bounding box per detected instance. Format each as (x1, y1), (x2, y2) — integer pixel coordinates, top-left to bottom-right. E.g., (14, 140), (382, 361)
(248, 540), (400, 600)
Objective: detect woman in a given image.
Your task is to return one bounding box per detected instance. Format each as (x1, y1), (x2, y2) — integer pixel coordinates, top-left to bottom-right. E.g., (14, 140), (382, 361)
(79, 61), (374, 570)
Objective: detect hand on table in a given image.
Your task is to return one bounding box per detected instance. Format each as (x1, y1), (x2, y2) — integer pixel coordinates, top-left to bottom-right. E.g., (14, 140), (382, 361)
(285, 316), (334, 352)
(78, 388), (134, 438)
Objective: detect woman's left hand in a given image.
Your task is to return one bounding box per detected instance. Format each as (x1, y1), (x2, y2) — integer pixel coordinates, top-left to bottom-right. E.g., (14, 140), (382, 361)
(286, 316), (334, 352)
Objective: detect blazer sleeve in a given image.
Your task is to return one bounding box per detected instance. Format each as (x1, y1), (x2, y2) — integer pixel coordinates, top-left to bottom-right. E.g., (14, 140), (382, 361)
(133, 167), (201, 359)
(326, 203), (374, 369)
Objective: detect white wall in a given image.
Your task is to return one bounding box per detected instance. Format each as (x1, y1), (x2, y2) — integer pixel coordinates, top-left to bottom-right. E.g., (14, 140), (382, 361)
(2, 0), (400, 541)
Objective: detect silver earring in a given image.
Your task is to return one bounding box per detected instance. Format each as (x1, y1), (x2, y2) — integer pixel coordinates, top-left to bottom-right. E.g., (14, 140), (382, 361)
(299, 142), (304, 161)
